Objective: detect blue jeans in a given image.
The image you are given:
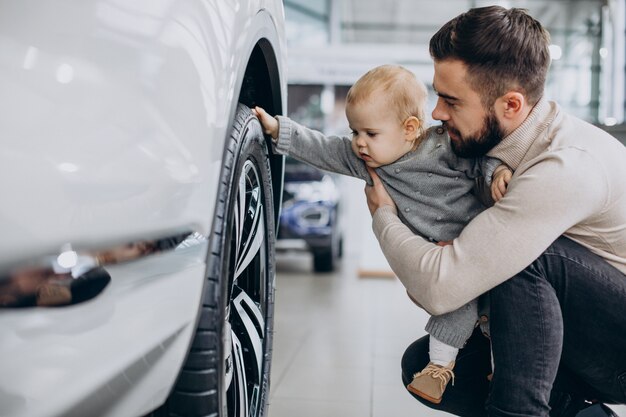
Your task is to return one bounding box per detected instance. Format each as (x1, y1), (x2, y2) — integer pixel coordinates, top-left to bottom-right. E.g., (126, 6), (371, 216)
(401, 237), (626, 417)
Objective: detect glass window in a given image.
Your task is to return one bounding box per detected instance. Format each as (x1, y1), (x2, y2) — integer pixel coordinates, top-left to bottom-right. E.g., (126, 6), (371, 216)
(286, 0), (620, 125)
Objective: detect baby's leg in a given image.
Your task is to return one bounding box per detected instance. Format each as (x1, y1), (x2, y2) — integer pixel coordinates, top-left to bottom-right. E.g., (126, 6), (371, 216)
(429, 335), (459, 367)
(407, 299), (479, 404)
(425, 298), (479, 353)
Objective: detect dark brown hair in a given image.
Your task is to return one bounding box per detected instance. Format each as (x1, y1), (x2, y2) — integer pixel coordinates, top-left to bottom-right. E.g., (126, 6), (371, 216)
(429, 6), (550, 107)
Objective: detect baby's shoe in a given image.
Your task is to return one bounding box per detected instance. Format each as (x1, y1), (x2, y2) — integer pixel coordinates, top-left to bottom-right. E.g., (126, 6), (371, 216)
(407, 361), (455, 404)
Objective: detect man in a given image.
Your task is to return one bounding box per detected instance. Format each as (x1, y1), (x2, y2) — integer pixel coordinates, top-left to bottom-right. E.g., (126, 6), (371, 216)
(364, 6), (626, 417)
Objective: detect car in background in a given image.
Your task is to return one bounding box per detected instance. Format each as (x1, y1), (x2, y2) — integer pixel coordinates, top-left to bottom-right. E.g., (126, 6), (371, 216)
(0, 1), (286, 417)
(277, 158), (343, 272)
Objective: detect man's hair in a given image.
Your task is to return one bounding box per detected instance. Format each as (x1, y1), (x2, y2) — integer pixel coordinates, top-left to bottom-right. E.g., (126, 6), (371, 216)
(346, 65), (428, 136)
(429, 6), (551, 107)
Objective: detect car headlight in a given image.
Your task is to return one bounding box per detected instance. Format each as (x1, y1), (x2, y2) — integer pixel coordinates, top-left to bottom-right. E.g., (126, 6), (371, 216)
(293, 203), (331, 228)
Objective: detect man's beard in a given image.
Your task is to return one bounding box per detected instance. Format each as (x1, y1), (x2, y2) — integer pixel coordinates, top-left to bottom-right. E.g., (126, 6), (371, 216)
(446, 112), (505, 158)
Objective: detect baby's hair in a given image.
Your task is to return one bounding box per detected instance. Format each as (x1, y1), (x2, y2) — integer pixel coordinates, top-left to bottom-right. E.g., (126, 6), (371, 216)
(346, 64), (428, 145)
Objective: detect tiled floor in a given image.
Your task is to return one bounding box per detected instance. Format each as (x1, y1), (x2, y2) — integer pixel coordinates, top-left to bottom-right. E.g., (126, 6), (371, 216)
(268, 251), (454, 417)
(268, 251), (626, 417)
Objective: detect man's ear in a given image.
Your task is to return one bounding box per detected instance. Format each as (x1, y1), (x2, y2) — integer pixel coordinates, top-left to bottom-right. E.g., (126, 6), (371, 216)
(404, 116), (421, 140)
(498, 92), (525, 120)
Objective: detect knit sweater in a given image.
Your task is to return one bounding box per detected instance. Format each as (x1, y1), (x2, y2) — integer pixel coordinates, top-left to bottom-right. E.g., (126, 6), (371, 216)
(373, 97), (626, 315)
(275, 116), (500, 242)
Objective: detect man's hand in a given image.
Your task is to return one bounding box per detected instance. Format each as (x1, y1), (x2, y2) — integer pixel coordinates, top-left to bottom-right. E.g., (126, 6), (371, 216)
(364, 166), (396, 215)
(252, 106), (279, 139)
(491, 165), (513, 202)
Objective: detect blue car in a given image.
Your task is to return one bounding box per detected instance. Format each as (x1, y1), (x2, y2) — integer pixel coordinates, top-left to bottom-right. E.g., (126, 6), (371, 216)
(277, 157), (343, 272)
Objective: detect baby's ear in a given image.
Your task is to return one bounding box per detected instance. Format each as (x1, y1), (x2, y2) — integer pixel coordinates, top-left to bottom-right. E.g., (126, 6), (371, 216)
(403, 116), (421, 140)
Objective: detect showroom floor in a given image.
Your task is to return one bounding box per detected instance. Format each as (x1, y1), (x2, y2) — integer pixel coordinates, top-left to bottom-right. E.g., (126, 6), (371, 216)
(268, 251), (626, 417)
(268, 251), (439, 417)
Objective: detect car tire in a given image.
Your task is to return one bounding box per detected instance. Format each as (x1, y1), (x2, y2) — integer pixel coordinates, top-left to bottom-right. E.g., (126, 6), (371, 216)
(312, 232), (340, 273)
(313, 249), (334, 272)
(152, 104), (276, 417)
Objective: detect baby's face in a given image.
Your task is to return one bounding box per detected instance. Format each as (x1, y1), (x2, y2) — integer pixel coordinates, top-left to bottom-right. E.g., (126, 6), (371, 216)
(346, 96), (415, 168)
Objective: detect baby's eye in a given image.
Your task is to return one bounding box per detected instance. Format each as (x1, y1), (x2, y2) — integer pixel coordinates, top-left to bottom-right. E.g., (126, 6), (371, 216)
(367, 131), (377, 138)
(350, 130), (358, 136)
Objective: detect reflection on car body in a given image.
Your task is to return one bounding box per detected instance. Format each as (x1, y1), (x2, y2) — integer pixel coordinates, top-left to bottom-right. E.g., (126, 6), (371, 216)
(0, 233), (191, 308)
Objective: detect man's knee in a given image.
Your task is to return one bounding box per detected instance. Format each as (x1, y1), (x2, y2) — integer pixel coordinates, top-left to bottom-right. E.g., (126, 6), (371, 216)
(401, 336), (430, 385)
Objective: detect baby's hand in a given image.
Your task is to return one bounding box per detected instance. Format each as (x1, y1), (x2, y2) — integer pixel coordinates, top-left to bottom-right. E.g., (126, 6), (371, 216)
(491, 165), (513, 202)
(252, 106), (279, 139)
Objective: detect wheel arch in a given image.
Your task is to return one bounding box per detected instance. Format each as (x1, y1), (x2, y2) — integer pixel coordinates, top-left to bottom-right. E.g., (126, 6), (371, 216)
(237, 38), (285, 233)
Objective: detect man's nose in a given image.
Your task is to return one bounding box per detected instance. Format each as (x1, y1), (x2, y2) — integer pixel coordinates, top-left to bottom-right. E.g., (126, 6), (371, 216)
(432, 99), (448, 121)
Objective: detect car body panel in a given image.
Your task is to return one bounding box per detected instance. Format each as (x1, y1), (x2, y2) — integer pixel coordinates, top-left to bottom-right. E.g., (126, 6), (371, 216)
(0, 0), (286, 265)
(0, 0), (286, 416)
(0, 243), (206, 417)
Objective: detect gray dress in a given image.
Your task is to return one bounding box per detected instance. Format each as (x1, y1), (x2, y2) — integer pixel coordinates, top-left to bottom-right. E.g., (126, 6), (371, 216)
(275, 116), (499, 348)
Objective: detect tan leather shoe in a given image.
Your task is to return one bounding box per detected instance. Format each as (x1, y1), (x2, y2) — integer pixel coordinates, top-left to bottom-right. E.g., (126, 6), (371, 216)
(407, 361), (455, 404)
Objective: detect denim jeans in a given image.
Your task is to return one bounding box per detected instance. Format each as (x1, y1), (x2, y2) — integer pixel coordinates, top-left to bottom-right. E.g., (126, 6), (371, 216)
(401, 237), (626, 417)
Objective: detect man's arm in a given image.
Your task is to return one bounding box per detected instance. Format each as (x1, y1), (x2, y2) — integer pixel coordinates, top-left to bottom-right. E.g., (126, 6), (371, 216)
(368, 149), (607, 315)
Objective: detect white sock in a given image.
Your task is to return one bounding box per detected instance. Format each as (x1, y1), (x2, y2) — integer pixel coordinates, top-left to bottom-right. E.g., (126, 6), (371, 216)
(429, 336), (459, 367)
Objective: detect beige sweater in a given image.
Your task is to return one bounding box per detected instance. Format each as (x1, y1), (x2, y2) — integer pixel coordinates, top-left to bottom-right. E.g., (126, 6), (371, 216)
(373, 97), (626, 315)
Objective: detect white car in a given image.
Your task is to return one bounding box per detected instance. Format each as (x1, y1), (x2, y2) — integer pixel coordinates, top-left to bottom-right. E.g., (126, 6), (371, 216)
(0, 1), (287, 417)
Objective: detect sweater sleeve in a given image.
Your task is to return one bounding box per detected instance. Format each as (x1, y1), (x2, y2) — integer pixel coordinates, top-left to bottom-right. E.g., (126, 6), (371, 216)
(275, 116), (370, 181)
(480, 157), (504, 187)
(372, 148), (608, 315)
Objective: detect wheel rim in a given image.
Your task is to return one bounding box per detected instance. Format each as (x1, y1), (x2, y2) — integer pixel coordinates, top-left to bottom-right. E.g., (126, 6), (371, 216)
(225, 159), (268, 417)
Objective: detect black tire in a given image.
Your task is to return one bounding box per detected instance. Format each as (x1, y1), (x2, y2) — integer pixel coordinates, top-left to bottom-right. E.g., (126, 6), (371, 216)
(153, 104), (276, 417)
(312, 208), (342, 272)
(337, 236), (344, 259)
(313, 249), (335, 273)
(312, 231), (341, 273)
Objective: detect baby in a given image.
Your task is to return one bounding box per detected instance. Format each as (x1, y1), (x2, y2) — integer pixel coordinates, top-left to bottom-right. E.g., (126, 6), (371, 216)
(254, 64), (511, 404)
